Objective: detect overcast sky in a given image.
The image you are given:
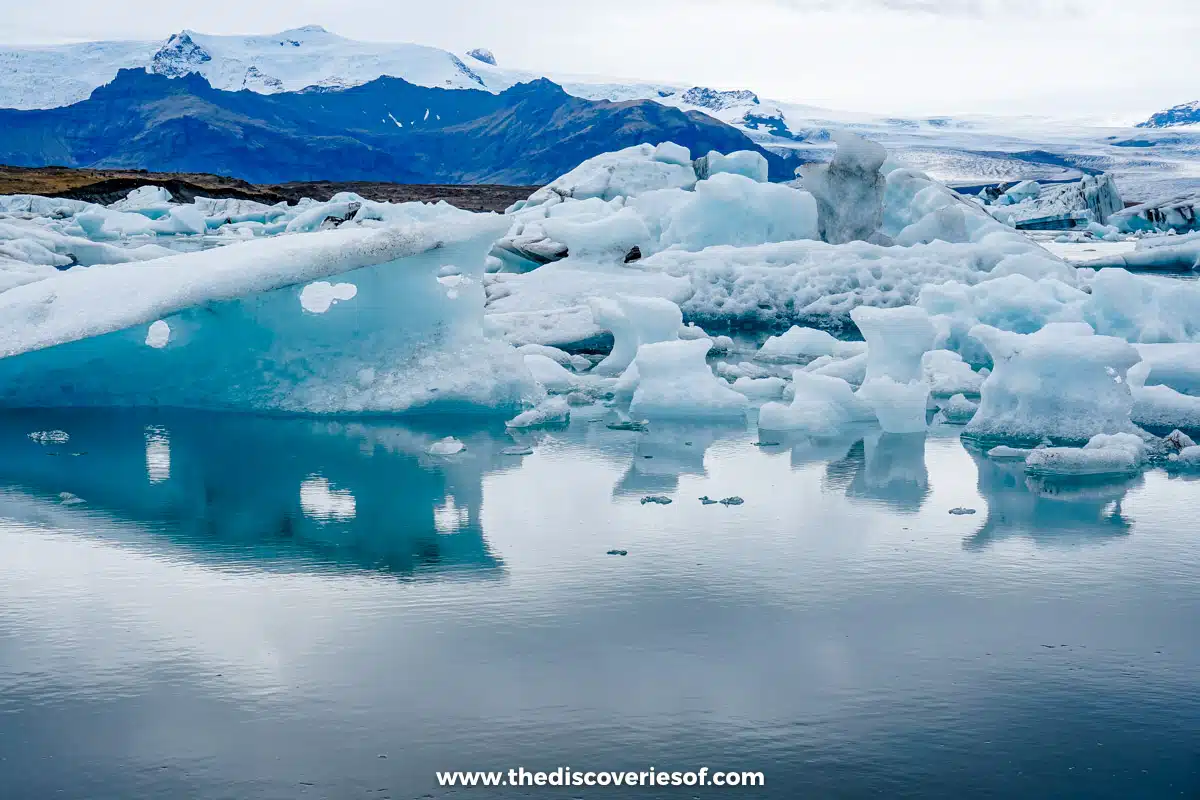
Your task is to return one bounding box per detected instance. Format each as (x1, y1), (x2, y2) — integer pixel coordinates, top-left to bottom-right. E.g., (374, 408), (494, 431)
(2, 0), (1197, 119)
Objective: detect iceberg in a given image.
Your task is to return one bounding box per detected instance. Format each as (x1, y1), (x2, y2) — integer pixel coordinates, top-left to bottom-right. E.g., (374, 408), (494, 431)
(964, 322), (1141, 442)
(0, 215), (542, 414)
(851, 305), (937, 434)
(758, 371), (873, 435)
(628, 338), (748, 420)
(798, 131), (886, 245)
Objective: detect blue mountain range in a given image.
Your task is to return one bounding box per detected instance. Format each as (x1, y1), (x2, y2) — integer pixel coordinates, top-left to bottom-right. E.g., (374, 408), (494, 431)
(0, 69), (800, 185)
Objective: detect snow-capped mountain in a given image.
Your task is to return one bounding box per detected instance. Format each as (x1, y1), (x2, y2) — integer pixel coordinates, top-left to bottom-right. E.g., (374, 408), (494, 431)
(1138, 101), (1200, 129)
(2, 25), (1200, 200)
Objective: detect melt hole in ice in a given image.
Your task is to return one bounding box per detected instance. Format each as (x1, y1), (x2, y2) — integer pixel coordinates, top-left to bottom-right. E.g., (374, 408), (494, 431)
(145, 320), (171, 349)
(299, 281), (358, 314)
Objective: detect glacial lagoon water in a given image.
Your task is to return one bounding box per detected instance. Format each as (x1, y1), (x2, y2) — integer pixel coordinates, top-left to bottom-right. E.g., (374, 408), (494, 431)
(0, 408), (1198, 799)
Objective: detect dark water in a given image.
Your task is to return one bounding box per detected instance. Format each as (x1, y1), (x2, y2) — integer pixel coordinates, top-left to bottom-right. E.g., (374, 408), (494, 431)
(1, 409), (1197, 799)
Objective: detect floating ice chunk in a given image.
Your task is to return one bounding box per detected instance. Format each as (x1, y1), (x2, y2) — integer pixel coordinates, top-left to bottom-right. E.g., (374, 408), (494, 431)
(58, 491), (86, 506)
(922, 349), (984, 396)
(110, 185), (173, 211)
(145, 320), (170, 349)
(1127, 363), (1200, 430)
(702, 150), (769, 183)
(655, 173), (819, 251)
(516, 343), (591, 372)
(918, 274), (1089, 365)
(0, 215), (540, 414)
(804, 352), (868, 386)
(28, 430), (69, 444)
(506, 396), (571, 428)
(1086, 268), (1200, 344)
(1170, 445), (1200, 467)
(629, 339), (748, 420)
(590, 295), (683, 376)
(427, 437), (466, 456)
(850, 305), (936, 433)
(934, 393), (979, 424)
(731, 375), (787, 400)
(653, 142), (692, 167)
(157, 205), (207, 235)
(523, 353), (580, 393)
(300, 281), (358, 313)
(856, 377), (932, 434)
(852, 305), (937, 384)
(987, 445), (1033, 460)
(520, 144), (697, 209)
(799, 131), (886, 244)
(540, 207), (651, 261)
(1025, 433), (1147, 476)
(756, 326), (866, 362)
(997, 180), (1041, 206)
(717, 360), (773, 381)
(1165, 429), (1196, 452)
(965, 322), (1141, 442)
(758, 371), (872, 435)
(1133, 343), (1200, 396)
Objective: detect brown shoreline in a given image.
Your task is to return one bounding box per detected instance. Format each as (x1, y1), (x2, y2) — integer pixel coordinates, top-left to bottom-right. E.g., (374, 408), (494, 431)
(0, 165), (540, 213)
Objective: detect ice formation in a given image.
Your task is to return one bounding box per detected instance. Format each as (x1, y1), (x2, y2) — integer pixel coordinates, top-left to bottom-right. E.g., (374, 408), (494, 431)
(756, 326), (866, 362)
(5, 136), (1200, 440)
(0, 215), (544, 413)
(798, 132), (887, 244)
(628, 339), (748, 420)
(965, 323), (1141, 442)
(758, 372), (873, 435)
(589, 295), (683, 376)
(851, 305), (937, 434)
(934, 393), (979, 424)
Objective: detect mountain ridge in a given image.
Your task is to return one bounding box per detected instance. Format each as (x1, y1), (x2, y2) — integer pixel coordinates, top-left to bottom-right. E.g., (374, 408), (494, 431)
(0, 68), (799, 185)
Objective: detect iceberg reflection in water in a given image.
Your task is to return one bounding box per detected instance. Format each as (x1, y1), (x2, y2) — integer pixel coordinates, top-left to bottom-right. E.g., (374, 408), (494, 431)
(0, 409), (513, 577)
(0, 411), (1198, 799)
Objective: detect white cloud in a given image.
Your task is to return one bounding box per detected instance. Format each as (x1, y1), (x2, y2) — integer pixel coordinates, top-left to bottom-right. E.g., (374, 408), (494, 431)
(0, 0), (1196, 117)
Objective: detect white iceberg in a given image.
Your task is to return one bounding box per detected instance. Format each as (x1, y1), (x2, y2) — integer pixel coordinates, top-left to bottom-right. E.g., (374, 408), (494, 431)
(965, 322), (1141, 442)
(758, 371), (873, 435)
(628, 338), (748, 420)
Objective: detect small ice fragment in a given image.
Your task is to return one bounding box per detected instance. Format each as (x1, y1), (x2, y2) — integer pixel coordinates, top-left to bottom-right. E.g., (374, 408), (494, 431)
(606, 419), (649, 432)
(641, 495), (672, 505)
(699, 496), (719, 505)
(949, 507), (977, 515)
(427, 437), (465, 456)
(565, 392), (594, 406)
(988, 445), (1032, 460)
(1165, 429), (1196, 453)
(506, 397), (570, 428)
(719, 496), (744, 506)
(58, 492), (85, 505)
(29, 430), (69, 445)
(500, 445), (534, 456)
(607, 549), (628, 556)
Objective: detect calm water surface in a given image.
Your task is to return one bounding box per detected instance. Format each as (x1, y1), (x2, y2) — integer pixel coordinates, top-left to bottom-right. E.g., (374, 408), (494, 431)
(0, 408), (1197, 799)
